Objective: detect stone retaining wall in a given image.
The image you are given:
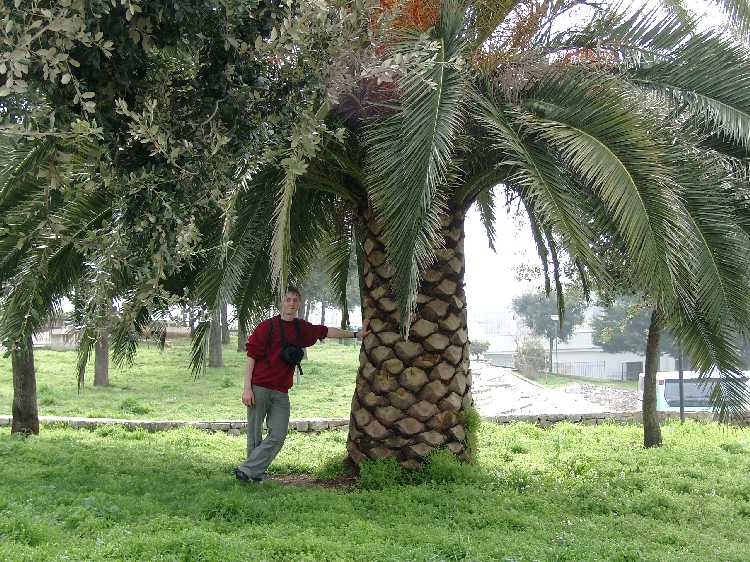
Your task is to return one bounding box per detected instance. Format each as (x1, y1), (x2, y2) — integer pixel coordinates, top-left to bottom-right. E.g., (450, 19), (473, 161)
(2, 411), (748, 434)
(0, 415), (349, 435)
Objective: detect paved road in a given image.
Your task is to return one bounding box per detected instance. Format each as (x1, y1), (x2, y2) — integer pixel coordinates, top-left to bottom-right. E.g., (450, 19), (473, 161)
(471, 362), (617, 416)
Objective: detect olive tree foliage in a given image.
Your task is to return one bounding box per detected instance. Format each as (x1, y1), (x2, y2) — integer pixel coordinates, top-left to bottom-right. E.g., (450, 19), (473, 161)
(0, 0), (368, 372)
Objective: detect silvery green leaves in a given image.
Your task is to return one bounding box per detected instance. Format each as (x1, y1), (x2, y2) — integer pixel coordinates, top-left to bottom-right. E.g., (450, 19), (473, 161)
(365, 0), (469, 334)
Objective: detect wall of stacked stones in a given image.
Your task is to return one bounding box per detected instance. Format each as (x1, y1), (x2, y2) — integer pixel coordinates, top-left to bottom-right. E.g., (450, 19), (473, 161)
(3, 411), (747, 434)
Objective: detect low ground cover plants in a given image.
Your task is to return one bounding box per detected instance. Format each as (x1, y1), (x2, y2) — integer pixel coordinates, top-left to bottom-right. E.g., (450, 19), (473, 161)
(2, 420), (749, 561)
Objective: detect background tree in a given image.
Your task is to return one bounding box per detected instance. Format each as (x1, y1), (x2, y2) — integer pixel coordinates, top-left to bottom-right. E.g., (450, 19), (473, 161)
(208, 308), (224, 368)
(221, 302), (230, 346)
(512, 289), (586, 375)
(0, 0), (358, 430)
(513, 338), (548, 379)
(592, 296), (681, 359)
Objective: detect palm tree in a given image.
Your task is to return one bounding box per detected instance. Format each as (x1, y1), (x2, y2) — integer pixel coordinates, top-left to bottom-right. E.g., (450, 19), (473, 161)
(183, 0), (750, 465)
(271, 0), (750, 464)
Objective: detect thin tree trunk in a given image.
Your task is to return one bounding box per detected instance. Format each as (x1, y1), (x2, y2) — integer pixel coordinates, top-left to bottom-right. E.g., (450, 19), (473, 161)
(320, 303), (326, 325)
(12, 333), (39, 435)
(347, 205), (472, 470)
(208, 309), (224, 368)
(73, 287), (85, 383)
(189, 308), (195, 337)
(94, 331), (109, 386)
(341, 306), (350, 331)
(643, 308), (663, 448)
(677, 343), (685, 424)
(237, 322), (247, 353)
(304, 302), (311, 321)
(221, 301), (230, 345)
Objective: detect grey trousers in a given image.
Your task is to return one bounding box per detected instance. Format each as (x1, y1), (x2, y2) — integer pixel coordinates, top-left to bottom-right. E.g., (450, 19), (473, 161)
(237, 384), (290, 479)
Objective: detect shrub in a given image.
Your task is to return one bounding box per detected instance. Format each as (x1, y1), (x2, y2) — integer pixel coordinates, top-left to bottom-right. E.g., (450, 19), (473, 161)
(470, 340), (490, 357)
(514, 339), (547, 379)
(422, 449), (477, 484)
(461, 405), (481, 462)
(359, 457), (402, 489)
(119, 398), (151, 415)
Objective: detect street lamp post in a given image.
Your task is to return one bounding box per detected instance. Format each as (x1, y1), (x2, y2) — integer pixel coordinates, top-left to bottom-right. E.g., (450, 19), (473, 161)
(549, 314), (559, 382)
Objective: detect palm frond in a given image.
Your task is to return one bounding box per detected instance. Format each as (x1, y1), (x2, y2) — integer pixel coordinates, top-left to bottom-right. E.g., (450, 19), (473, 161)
(0, 139), (53, 211)
(366, 0), (468, 333)
(628, 32), (750, 151)
(520, 197), (551, 295)
(474, 89), (609, 284)
(545, 5), (695, 58)
(270, 103), (331, 301)
(711, 0), (750, 35)
(474, 186), (497, 251)
(519, 71), (683, 298)
(323, 208), (354, 312)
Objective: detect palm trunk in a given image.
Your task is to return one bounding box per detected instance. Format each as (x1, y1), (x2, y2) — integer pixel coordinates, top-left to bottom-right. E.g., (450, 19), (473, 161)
(237, 322), (247, 352)
(320, 303), (326, 325)
(12, 334), (39, 435)
(94, 332), (110, 386)
(643, 308), (663, 448)
(347, 206), (472, 469)
(221, 301), (230, 345)
(208, 309), (224, 368)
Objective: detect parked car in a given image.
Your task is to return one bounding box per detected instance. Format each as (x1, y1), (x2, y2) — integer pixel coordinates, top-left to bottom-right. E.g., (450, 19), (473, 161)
(638, 370), (750, 412)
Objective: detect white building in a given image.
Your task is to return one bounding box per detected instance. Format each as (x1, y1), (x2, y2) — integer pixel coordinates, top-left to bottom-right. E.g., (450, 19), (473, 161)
(474, 308), (677, 381)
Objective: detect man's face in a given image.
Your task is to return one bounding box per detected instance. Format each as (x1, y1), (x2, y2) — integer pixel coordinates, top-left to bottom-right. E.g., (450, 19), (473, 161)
(282, 291), (301, 316)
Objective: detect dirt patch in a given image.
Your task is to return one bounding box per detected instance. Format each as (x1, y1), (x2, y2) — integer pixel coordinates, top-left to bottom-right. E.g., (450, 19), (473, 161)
(266, 473), (358, 490)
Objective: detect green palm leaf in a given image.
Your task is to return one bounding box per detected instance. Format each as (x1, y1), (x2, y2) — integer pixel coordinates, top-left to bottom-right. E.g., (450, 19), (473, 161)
(366, 0), (468, 333)
(474, 186), (497, 251)
(630, 32), (750, 151)
(473, 89), (609, 283)
(519, 72), (683, 298)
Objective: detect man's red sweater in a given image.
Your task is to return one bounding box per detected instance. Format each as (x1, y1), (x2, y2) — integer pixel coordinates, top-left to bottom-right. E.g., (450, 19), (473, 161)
(245, 316), (328, 393)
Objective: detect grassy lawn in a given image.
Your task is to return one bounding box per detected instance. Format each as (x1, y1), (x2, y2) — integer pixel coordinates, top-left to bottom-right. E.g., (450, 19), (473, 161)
(1, 420), (749, 561)
(534, 373), (638, 392)
(0, 339), (359, 420)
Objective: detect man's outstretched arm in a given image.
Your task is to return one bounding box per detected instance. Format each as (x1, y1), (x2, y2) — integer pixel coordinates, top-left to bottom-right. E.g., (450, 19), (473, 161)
(326, 319), (369, 340)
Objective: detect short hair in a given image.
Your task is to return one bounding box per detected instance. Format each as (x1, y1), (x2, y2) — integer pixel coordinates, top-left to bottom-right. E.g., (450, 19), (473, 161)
(285, 285), (301, 298)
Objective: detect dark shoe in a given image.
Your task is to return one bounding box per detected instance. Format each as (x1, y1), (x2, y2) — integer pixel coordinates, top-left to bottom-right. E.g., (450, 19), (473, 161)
(234, 468), (263, 483)
(234, 468), (250, 481)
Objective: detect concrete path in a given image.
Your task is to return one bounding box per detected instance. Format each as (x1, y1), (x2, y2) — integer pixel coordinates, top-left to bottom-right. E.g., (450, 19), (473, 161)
(471, 362), (607, 416)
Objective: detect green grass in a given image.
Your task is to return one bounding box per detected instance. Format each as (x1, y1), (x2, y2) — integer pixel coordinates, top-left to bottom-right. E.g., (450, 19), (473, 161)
(1, 420), (749, 560)
(0, 338), (359, 420)
(534, 373), (638, 391)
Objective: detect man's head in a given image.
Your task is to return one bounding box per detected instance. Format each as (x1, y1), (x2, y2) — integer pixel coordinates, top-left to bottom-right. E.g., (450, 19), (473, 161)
(281, 286), (302, 318)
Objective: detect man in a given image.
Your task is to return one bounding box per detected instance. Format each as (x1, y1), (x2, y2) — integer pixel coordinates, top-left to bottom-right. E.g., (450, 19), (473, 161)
(234, 286), (367, 482)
